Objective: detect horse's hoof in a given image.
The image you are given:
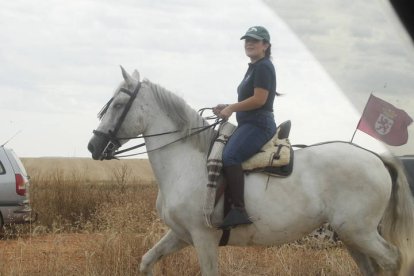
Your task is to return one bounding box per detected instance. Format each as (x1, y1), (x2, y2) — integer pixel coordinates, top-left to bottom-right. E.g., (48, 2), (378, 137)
(139, 263), (153, 276)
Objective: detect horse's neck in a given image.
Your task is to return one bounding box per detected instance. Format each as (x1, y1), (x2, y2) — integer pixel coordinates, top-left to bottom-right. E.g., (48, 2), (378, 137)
(140, 84), (214, 196)
(144, 114), (209, 195)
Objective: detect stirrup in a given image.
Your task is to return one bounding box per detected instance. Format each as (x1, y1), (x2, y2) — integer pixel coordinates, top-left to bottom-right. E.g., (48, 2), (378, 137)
(218, 208), (252, 229)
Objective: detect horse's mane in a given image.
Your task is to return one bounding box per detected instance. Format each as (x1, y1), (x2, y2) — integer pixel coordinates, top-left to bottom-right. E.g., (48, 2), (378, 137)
(144, 79), (216, 153)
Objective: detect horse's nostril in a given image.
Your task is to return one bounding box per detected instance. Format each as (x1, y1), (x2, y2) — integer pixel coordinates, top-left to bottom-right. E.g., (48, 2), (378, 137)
(88, 142), (95, 153)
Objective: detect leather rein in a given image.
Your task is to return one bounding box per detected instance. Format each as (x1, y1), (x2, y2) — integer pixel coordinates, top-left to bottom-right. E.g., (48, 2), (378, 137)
(93, 81), (222, 159)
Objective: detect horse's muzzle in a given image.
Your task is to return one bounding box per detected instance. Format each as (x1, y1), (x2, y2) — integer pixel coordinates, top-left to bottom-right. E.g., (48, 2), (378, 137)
(88, 131), (120, 160)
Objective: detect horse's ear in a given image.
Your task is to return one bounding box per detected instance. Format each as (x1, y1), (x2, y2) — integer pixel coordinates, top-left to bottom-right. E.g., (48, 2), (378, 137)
(120, 65), (133, 84)
(132, 70), (140, 81)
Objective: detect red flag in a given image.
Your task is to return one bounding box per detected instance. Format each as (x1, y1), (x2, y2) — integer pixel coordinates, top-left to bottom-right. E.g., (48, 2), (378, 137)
(357, 94), (413, 146)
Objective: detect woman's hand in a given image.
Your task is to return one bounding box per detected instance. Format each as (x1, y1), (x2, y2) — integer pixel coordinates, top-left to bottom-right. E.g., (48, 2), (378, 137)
(219, 105), (233, 120)
(213, 104), (228, 116)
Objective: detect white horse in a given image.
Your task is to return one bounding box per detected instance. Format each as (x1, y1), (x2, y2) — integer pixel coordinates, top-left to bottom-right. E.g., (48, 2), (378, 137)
(88, 67), (414, 276)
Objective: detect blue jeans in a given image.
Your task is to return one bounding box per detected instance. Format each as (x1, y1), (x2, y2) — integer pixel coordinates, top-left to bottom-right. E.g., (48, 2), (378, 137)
(222, 111), (276, 166)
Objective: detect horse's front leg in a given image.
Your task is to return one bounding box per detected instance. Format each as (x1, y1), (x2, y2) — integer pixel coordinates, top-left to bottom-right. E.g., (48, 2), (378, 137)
(139, 229), (189, 276)
(192, 231), (219, 276)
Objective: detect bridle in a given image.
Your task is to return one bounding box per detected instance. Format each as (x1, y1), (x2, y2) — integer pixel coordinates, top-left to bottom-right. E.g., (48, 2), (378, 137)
(93, 81), (221, 160)
(93, 80), (142, 159)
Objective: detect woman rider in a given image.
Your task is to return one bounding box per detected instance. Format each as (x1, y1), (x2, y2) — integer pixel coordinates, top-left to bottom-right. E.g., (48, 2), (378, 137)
(214, 26), (278, 229)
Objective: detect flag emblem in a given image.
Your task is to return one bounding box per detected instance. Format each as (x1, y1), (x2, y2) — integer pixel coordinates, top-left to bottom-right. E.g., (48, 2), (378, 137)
(375, 113), (394, 135)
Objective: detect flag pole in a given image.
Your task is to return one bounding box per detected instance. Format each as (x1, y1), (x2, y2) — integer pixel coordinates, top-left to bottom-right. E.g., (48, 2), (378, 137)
(350, 128), (358, 143)
(351, 93), (373, 143)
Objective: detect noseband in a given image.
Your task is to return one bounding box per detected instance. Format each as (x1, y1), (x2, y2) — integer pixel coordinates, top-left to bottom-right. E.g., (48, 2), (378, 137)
(93, 81), (142, 159)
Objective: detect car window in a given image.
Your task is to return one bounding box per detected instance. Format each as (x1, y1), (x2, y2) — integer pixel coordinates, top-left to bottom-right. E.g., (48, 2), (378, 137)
(0, 161), (5, 175)
(8, 149), (27, 175)
(402, 159), (414, 182)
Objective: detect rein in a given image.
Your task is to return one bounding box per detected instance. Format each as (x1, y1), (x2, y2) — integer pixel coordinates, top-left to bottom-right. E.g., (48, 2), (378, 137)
(94, 81), (222, 159)
(113, 119), (222, 158)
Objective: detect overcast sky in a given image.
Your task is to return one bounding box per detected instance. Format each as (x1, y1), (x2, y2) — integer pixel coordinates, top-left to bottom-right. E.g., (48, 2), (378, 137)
(0, 0), (412, 157)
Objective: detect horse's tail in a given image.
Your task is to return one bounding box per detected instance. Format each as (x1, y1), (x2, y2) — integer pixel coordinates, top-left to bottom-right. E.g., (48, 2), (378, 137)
(381, 155), (414, 274)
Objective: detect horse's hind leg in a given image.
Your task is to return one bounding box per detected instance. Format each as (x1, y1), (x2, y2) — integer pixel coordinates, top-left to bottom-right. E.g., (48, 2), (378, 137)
(340, 231), (400, 275)
(139, 229), (189, 276)
(345, 245), (380, 276)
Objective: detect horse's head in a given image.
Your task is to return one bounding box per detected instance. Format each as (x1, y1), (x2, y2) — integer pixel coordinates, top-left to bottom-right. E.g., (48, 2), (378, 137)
(88, 66), (148, 160)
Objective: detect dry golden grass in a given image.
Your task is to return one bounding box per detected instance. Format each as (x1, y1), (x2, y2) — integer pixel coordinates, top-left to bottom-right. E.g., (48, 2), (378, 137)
(22, 157), (154, 184)
(0, 158), (359, 275)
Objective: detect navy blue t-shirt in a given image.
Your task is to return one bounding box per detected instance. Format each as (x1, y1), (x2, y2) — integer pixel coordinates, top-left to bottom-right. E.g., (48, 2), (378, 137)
(237, 57), (276, 113)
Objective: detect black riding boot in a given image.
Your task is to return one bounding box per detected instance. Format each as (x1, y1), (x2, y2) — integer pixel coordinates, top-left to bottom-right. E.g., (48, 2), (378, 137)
(219, 164), (252, 229)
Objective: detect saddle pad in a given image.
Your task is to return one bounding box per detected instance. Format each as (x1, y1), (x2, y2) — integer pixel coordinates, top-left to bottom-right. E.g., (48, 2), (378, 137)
(245, 147), (294, 177)
(242, 131), (292, 172)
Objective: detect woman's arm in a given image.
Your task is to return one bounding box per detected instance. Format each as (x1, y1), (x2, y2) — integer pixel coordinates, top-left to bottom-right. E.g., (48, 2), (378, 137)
(219, 88), (269, 119)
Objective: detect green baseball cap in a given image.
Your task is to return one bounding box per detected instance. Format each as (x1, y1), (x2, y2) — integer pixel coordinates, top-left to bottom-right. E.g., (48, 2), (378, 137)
(240, 26), (270, 42)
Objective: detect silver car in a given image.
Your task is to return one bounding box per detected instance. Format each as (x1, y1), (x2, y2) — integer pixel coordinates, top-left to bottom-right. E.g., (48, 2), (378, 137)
(0, 146), (34, 228)
(400, 155), (414, 195)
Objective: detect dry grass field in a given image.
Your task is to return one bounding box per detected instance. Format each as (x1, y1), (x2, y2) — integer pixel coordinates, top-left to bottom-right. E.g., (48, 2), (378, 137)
(0, 158), (359, 275)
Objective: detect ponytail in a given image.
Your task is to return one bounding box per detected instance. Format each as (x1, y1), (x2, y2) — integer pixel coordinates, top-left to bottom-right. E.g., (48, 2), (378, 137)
(264, 42), (281, 96)
(265, 43), (272, 58)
